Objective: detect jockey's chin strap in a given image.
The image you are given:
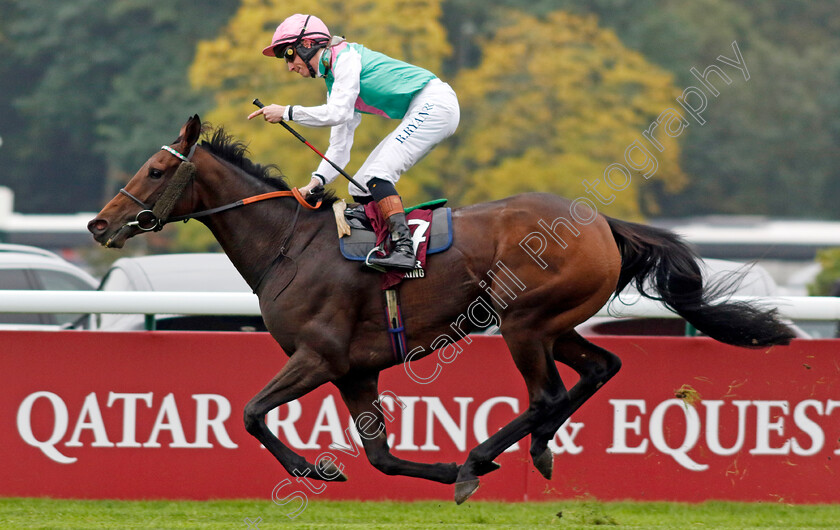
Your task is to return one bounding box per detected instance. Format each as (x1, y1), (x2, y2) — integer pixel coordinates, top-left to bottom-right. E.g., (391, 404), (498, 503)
(119, 145), (322, 233)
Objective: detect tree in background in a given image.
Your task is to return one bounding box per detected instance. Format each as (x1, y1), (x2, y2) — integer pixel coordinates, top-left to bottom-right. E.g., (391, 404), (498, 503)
(190, 0), (450, 201)
(636, 0), (840, 220)
(0, 0), (237, 213)
(531, 0), (840, 220)
(442, 11), (685, 218)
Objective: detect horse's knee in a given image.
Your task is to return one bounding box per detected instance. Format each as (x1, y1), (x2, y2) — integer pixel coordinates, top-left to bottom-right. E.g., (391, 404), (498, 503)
(243, 402), (264, 436)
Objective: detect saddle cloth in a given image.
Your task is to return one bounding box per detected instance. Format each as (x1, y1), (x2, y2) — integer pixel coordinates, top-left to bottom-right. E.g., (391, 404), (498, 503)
(339, 206), (453, 261)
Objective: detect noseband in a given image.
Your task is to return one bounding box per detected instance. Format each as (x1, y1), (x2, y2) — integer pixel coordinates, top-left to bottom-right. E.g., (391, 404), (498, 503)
(119, 145), (198, 232)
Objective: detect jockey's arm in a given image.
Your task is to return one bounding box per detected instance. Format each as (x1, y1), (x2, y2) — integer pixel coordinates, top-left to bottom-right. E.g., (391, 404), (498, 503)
(284, 50), (362, 127)
(300, 113), (362, 195)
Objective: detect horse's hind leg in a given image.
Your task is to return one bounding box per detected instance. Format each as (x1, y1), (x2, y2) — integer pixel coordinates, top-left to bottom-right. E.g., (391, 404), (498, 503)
(454, 330), (569, 503)
(528, 332), (622, 479)
(243, 348), (347, 482)
(335, 373), (460, 484)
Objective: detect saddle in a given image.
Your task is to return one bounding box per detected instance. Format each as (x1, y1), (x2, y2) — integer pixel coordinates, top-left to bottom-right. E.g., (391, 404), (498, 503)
(338, 200), (453, 261)
(335, 199), (453, 289)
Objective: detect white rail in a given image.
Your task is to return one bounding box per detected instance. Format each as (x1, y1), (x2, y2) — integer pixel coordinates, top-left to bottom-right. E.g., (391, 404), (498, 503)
(0, 290), (260, 315)
(0, 291), (839, 320)
(597, 295), (840, 320)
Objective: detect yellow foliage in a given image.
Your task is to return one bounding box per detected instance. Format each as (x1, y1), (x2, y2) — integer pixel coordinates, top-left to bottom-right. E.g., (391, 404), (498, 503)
(190, 0), (450, 198)
(448, 11), (686, 218)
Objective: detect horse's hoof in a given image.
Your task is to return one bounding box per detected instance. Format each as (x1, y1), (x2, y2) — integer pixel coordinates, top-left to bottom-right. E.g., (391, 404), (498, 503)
(454, 479), (480, 505)
(533, 448), (553, 480)
(318, 458), (348, 482)
(474, 460), (501, 476)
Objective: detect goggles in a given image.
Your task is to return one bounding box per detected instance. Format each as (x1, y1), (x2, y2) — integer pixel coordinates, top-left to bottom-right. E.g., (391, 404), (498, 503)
(274, 45), (296, 62)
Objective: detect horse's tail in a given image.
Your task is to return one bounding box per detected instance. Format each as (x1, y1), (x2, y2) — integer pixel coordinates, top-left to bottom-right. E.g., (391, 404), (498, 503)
(606, 217), (796, 348)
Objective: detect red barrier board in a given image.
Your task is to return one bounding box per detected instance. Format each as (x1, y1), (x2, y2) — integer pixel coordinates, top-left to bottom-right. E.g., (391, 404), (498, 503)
(2, 331), (839, 506)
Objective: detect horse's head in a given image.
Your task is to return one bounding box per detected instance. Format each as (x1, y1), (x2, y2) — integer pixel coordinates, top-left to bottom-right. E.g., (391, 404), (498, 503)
(88, 115), (202, 248)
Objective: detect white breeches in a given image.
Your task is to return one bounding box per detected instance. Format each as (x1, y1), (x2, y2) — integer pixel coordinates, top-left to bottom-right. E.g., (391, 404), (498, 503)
(350, 78), (460, 196)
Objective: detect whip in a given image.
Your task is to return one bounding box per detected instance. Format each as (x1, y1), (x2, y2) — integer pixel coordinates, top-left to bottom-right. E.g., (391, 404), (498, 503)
(252, 98), (368, 193)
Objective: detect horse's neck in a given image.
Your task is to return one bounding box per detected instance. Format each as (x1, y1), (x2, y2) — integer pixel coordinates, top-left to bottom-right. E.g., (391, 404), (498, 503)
(194, 165), (326, 293)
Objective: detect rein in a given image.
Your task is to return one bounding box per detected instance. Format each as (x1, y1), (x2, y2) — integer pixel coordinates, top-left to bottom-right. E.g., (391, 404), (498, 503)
(168, 188), (320, 224)
(119, 145), (322, 232)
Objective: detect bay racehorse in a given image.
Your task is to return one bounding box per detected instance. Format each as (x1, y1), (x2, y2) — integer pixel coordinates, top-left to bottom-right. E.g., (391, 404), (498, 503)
(88, 115), (795, 503)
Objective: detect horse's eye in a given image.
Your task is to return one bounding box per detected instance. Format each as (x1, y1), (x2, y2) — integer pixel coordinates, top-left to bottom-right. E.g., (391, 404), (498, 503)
(149, 168), (163, 179)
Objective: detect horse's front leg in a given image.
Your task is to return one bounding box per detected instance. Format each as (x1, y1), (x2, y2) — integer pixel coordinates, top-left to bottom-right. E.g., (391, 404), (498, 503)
(335, 373), (460, 484)
(243, 348), (347, 482)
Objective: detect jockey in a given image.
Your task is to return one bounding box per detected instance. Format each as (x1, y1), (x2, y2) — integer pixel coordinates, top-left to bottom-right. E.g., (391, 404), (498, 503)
(248, 14), (460, 271)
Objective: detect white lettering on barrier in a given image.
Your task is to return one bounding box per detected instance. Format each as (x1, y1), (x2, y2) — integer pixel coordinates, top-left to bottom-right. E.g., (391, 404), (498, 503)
(421, 397), (474, 451)
(18, 391), (840, 469)
(474, 396), (521, 453)
(704, 400), (750, 455)
(395, 396), (422, 451)
(66, 392), (114, 449)
(266, 400), (314, 449)
(144, 393), (191, 448)
(267, 395), (514, 454)
(750, 400), (791, 455)
(304, 395), (345, 450)
(608, 398), (840, 470)
(648, 399), (707, 471)
(192, 394), (238, 449)
(17, 391), (77, 464)
(792, 400), (827, 456)
(107, 392), (153, 447)
(16, 391), (238, 463)
(548, 420), (585, 455)
(607, 399), (648, 454)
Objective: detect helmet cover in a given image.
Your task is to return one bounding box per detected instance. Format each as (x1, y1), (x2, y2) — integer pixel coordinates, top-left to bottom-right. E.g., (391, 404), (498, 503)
(262, 14), (330, 57)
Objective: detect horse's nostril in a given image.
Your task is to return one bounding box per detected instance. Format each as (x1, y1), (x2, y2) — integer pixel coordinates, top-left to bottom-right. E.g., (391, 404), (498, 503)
(88, 219), (108, 233)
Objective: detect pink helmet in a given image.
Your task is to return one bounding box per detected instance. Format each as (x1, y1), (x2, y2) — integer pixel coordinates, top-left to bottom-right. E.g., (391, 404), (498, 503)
(261, 14), (331, 57)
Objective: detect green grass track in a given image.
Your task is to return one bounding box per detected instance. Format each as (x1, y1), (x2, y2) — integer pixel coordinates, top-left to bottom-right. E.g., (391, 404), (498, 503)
(2, 498), (839, 529)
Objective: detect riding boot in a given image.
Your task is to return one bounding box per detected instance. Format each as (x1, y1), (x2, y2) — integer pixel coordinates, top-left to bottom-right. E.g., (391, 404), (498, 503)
(368, 196), (416, 271)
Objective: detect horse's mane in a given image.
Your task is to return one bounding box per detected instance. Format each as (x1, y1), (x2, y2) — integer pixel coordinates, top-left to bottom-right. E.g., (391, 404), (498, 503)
(199, 126), (338, 209)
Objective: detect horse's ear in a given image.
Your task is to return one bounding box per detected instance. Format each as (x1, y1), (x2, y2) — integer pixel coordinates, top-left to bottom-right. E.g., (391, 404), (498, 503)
(179, 114), (201, 150)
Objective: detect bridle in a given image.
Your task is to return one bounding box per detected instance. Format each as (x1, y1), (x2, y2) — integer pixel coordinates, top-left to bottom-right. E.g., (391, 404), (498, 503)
(111, 143), (325, 296)
(117, 144), (321, 233)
